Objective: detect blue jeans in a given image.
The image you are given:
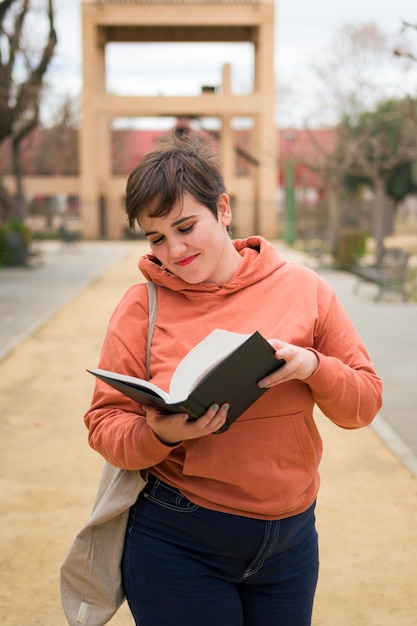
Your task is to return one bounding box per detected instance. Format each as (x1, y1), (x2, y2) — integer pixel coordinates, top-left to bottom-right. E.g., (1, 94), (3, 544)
(122, 475), (319, 626)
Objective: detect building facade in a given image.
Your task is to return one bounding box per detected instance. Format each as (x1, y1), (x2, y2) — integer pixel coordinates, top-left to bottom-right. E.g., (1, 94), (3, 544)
(80, 0), (277, 239)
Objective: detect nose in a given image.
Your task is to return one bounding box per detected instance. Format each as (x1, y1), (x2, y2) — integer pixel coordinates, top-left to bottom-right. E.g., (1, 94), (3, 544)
(167, 236), (187, 258)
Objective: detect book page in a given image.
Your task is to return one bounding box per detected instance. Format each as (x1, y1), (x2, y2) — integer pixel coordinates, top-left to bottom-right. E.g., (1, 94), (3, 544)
(168, 329), (251, 402)
(91, 369), (171, 403)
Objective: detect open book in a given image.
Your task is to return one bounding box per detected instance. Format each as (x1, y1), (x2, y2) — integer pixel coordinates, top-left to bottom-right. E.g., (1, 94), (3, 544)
(89, 329), (285, 432)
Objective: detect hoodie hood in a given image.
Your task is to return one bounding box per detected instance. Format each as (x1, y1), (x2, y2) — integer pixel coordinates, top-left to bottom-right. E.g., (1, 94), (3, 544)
(138, 236), (287, 296)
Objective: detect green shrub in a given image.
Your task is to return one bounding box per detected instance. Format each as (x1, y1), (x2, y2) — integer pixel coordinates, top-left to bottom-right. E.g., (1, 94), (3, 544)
(333, 228), (368, 271)
(0, 220), (32, 267)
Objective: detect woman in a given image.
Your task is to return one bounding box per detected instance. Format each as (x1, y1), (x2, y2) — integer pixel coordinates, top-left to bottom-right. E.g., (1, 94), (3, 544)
(84, 133), (383, 626)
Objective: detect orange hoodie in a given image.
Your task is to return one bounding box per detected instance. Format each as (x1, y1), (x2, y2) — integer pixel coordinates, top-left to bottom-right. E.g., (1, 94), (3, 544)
(84, 237), (383, 520)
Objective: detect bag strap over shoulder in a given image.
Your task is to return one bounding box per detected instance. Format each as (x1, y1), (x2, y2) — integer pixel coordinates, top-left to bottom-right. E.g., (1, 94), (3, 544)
(145, 282), (157, 380)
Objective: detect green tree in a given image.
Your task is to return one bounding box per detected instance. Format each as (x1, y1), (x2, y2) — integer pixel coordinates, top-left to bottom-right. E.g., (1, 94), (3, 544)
(386, 161), (417, 201)
(341, 97), (417, 263)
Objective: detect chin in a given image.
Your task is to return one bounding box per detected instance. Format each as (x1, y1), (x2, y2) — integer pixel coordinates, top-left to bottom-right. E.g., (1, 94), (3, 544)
(184, 275), (208, 285)
(174, 265), (208, 284)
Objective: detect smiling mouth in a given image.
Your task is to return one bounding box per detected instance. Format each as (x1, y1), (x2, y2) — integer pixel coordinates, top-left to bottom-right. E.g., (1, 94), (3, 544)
(176, 254), (199, 267)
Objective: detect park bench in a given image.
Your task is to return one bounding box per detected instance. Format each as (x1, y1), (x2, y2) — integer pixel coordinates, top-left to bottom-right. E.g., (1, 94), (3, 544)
(352, 247), (411, 302)
(58, 224), (80, 246)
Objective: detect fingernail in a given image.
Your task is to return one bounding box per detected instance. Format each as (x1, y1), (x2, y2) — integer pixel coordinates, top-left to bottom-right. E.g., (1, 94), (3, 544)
(223, 403), (229, 411)
(259, 381), (265, 388)
(211, 404), (219, 411)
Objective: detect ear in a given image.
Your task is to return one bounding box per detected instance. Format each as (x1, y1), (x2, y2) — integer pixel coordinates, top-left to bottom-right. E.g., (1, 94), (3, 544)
(217, 193), (232, 227)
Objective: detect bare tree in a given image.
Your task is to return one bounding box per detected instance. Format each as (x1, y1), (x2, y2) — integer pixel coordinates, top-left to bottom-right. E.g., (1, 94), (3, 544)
(297, 127), (344, 234)
(33, 96), (79, 176)
(340, 98), (417, 263)
(393, 21), (417, 63)
(0, 0), (57, 221)
(311, 23), (396, 125)
(300, 23), (417, 262)
(302, 99), (417, 264)
(299, 24), (395, 235)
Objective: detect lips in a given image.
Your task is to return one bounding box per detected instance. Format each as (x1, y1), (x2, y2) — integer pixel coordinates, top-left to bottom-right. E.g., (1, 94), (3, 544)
(176, 254), (199, 267)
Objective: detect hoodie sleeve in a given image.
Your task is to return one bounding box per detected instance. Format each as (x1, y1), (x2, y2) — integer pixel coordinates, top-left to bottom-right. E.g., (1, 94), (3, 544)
(84, 284), (182, 469)
(304, 285), (383, 429)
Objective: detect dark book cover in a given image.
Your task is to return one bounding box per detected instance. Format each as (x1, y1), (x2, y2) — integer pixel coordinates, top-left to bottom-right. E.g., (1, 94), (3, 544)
(90, 331), (285, 433)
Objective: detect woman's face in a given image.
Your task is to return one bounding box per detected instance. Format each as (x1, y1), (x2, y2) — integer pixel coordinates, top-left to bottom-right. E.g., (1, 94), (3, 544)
(140, 192), (241, 285)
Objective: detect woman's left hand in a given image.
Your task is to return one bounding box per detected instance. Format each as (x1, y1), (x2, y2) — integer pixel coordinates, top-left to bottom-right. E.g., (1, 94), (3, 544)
(258, 339), (319, 388)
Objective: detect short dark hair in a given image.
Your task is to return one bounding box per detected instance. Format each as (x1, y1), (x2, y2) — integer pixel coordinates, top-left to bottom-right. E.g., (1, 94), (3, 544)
(125, 132), (226, 229)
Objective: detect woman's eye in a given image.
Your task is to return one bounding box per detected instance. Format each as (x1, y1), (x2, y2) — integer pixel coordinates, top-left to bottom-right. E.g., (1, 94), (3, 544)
(179, 224), (194, 234)
(150, 236), (164, 245)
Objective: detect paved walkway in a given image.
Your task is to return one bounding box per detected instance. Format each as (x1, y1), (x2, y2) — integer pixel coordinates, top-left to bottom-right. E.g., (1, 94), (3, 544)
(1, 239), (417, 475)
(1, 239), (416, 625)
(0, 240), (133, 361)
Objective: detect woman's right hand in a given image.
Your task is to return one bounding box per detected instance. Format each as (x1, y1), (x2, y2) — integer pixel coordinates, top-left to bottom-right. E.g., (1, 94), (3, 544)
(142, 402), (229, 445)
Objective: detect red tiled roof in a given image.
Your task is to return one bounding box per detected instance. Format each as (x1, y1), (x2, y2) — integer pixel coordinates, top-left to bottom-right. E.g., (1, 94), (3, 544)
(1, 125), (337, 192)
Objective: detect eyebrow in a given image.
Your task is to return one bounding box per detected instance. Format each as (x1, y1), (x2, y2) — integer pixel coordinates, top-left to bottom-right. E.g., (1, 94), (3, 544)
(143, 215), (198, 237)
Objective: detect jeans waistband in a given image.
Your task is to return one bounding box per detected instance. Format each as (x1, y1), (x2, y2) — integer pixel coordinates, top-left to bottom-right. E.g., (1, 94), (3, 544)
(145, 472), (180, 493)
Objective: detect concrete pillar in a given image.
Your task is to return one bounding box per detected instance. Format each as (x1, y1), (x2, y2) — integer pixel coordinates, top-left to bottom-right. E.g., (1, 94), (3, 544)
(253, 8), (277, 239)
(220, 63), (236, 218)
(80, 5), (106, 239)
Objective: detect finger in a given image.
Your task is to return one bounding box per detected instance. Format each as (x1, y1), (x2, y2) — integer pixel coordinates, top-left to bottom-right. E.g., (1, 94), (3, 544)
(258, 360), (290, 388)
(267, 338), (286, 351)
(193, 403), (229, 431)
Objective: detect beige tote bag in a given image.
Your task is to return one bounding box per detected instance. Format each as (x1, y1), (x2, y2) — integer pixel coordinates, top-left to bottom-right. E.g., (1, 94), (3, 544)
(60, 282), (157, 625)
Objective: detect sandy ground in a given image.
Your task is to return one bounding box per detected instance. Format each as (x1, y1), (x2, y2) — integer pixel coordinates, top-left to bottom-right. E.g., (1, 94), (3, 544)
(0, 247), (416, 625)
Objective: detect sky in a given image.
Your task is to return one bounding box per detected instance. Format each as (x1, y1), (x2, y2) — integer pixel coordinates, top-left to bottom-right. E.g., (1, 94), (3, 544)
(48, 0), (417, 128)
